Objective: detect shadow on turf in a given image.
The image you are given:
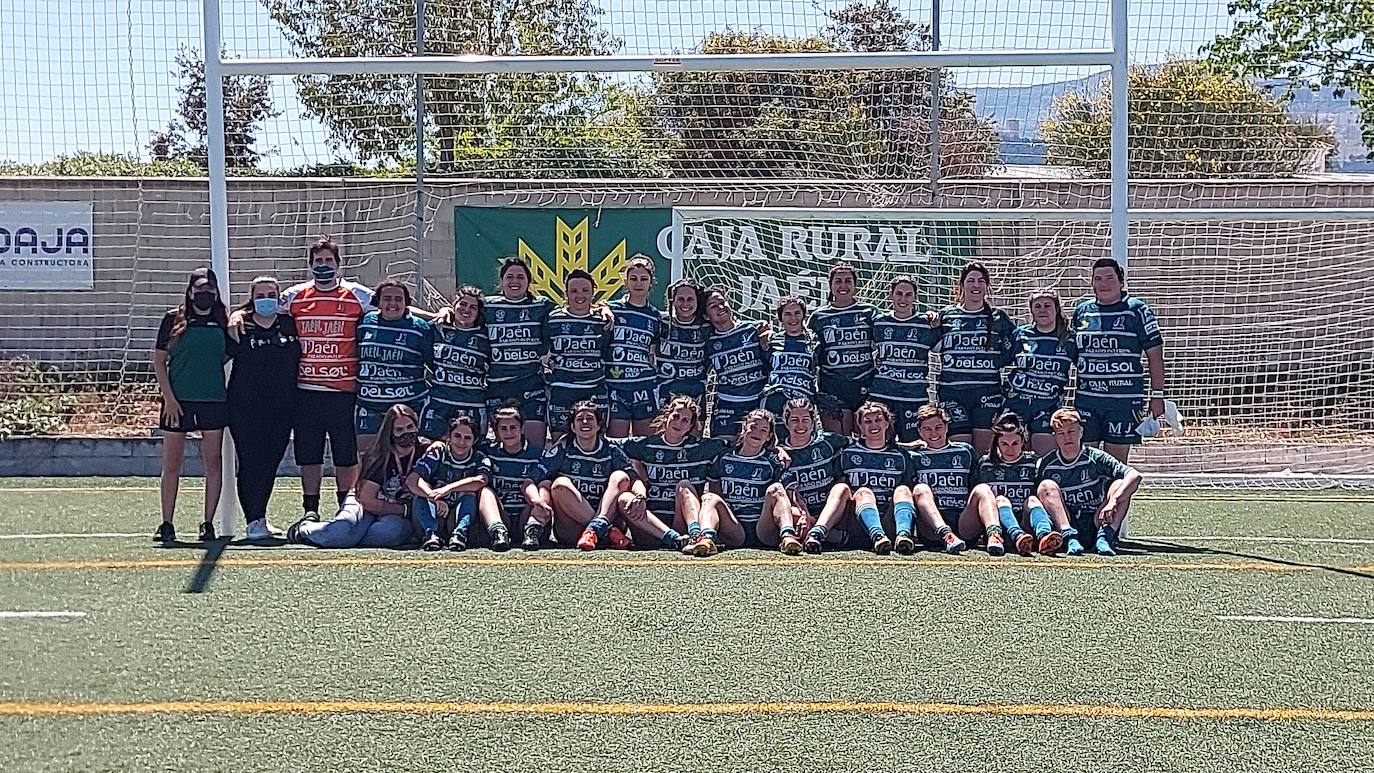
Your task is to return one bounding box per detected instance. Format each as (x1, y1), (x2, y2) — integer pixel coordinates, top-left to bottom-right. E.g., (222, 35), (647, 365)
(182, 537), (230, 593)
(1130, 539), (1374, 580)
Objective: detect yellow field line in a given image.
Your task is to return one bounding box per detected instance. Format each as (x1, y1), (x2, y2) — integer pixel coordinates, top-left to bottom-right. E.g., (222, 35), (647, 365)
(0, 555), (1326, 573)
(1, 698), (1371, 722)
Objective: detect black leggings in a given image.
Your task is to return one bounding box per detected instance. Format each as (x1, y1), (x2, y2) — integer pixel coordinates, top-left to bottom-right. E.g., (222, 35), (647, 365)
(229, 402), (294, 522)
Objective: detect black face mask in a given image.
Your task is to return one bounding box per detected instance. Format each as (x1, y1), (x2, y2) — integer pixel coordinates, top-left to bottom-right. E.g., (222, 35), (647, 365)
(191, 291), (216, 312)
(392, 432), (418, 448)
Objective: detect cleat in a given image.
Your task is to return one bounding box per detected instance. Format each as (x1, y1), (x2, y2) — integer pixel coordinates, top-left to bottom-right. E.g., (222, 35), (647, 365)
(521, 525), (545, 551)
(1095, 534), (1117, 557)
(447, 531), (468, 552)
(154, 522), (176, 545)
(1066, 537), (1085, 556)
(894, 533), (916, 555)
(802, 535), (824, 554)
(489, 530), (512, 552)
(1014, 532), (1035, 556)
(577, 528), (599, 551)
(421, 534), (443, 551)
(779, 534), (803, 555)
(673, 534), (693, 552)
(244, 520), (282, 541)
(1037, 531), (1063, 555)
(607, 527), (632, 550)
(680, 535), (699, 555)
(987, 532), (1006, 557)
(198, 521), (217, 542)
(943, 531), (967, 554)
(691, 535), (719, 557)
(872, 535), (892, 555)
(302, 510), (320, 523)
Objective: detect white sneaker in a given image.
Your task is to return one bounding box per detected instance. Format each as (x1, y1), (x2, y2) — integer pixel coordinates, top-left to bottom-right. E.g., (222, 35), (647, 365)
(245, 520), (283, 540)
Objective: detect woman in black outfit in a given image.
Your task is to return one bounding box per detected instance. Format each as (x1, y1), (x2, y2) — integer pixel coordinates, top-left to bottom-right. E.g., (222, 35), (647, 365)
(227, 276), (301, 540)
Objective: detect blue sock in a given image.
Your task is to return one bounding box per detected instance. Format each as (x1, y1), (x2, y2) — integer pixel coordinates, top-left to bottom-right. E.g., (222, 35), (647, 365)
(1028, 505), (1052, 537)
(687, 521), (701, 539)
(1062, 525), (1083, 555)
(660, 529), (683, 548)
(807, 524), (829, 541)
(1096, 524), (1118, 555)
(893, 501), (916, 536)
(779, 526), (797, 538)
(702, 528), (718, 541)
(587, 516), (611, 538)
(857, 504), (884, 541)
(454, 495), (476, 537)
(997, 504), (1024, 539)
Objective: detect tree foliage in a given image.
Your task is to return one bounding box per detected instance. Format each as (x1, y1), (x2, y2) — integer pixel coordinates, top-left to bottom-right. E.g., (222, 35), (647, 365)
(1042, 60), (1333, 177)
(263, 0), (665, 175)
(149, 46), (279, 169)
(650, 0), (999, 178)
(1206, 0), (1374, 150)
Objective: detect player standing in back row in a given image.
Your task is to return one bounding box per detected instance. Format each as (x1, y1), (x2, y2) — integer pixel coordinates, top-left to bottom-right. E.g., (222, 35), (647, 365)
(1071, 257), (1167, 463)
(809, 263), (876, 436)
(606, 256), (664, 438)
(933, 261), (1016, 455)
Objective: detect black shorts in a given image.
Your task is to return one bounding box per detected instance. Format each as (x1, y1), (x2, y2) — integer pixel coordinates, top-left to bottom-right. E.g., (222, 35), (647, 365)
(159, 400), (229, 433)
(815, 372), (871, 417)
(293, 389), (359, 468)
(486, 375), (548, 426)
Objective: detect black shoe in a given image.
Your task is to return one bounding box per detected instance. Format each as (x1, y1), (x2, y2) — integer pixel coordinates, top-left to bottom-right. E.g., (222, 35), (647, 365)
(447, 531), (468, 552)
(490, 529), (512, 552)
(198, 521), (217, 542)
(154, 522), (176, 544)
(872, 535), (893, 555)
(802, 535), (823, 554)
(521, 525), (545, 551)
(894, 532), (916, 555)
(421, 534), (443, 552)
(673, 534), (693, 552)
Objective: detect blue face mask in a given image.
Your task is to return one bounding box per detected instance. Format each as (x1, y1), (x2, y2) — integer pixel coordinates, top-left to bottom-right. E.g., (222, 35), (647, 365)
(312, 264), (337, 282)
(253, 297), (279, 316)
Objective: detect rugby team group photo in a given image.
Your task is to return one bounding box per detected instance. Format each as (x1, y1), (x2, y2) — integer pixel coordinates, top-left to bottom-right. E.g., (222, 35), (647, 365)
(152, 235), (1169, 560)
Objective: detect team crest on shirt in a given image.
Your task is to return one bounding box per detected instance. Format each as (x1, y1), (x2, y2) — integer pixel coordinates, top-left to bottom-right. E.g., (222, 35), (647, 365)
(571, 462), (583, 474)
(949, 318), (961, 331)
(725, 463), (737, 476)
(919, 455), (930, 467)
(654, 450), (665, 463)
(883, 327), (893, 341)
(1078, 318), (1091, 329)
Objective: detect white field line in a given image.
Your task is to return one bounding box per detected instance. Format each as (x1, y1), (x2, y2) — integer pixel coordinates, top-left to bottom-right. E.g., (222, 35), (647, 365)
(1216, 615), (1374, 626)
(1136, 535), (1374, 546)
(0, 611), (87, 620)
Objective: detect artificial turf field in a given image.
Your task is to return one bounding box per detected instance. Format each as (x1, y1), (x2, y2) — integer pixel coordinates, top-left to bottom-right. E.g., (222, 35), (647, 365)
(2, 478), (1373, 772)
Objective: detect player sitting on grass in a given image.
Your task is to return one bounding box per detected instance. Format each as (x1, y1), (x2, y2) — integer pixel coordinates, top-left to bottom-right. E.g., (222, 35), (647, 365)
(777, 397), (852, 555)
(834, 401), (921, 555)
(523, 400), (635, 551)
(909, 404), (996, 554)
(689, 409), (799, 556)
(406, 415), (510, 552)
(484, 405), (547, 550)
(1036, 408), (1144, 556)
(978, 412), (1064, 556)
(619, 395), (726, 552)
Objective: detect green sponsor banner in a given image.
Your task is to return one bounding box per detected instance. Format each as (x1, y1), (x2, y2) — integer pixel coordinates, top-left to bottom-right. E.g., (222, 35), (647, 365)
(454, 207), (673, 305)
(679, 220), (978, 317)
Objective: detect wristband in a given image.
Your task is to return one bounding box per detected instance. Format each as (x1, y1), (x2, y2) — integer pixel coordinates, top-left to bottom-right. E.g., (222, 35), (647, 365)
(1149, 390), (1165, 399)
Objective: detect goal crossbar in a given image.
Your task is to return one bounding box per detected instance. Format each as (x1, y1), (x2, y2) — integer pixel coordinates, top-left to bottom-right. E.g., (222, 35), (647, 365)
(217, 49), (1117, 77)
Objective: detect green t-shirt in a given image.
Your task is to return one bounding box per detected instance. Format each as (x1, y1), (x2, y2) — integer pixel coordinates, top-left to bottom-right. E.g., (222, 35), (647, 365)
(156, 309), (228, 402)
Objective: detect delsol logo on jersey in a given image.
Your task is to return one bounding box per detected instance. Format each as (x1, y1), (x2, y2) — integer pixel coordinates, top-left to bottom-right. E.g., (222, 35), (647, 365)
(454, 207), (671, 305)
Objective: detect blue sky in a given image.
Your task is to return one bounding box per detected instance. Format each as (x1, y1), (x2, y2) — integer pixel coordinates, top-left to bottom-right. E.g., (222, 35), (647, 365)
(0, 0), (1239, 169)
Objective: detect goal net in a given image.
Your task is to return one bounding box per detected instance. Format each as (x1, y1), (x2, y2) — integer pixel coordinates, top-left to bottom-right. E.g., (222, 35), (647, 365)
(675, 209), (1374, 486)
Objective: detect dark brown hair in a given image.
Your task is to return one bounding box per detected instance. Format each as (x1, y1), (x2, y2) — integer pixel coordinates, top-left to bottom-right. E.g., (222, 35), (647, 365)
(372, 279), (413, 310)
(168, 267), (228, 349)
(988, 411), (1029, 465)
(360, 403), (421, 483)
(308, 236), (340, 264)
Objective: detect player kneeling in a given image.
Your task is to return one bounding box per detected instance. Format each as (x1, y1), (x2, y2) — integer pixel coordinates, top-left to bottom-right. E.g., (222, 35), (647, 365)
(979, 413), (1066, 556)
(689, 410), (800, 556)
(523, 401), (636, 550)
(1036, 408), (1143, 556)
(405, 416), (511, 552)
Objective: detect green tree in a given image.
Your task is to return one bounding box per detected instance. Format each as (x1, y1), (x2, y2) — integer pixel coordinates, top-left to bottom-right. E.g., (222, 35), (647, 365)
(650, 0), (998, 178)
(1206, 0), (1373, 150)
(1042, 61), (1333, 177)
(264, 0), (662, 175)
(149, 46), (279, 170)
